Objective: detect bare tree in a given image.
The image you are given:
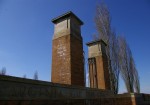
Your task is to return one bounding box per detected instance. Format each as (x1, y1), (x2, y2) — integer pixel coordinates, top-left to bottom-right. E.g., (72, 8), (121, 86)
(94, 2), (119, 94)
(117, 36), (140, 93)
(94, 2), (111, 42)
(0, 67), (6, 75)
(109, 33), (120, 94)
(94, 1), (140, 93)
(134, 68), (140, 93)
(130, 55), (140, 93)
(33, 71), (38, 80)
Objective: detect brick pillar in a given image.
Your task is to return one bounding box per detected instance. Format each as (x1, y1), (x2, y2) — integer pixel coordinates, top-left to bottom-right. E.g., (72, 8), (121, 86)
(87, 40), (111, 90)
(51, 11), (85, 86)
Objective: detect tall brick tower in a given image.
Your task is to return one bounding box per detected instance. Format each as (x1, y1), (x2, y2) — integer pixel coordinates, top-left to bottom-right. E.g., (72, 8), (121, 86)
(87, 40), (111, 90)
(51, 11), (84, 86)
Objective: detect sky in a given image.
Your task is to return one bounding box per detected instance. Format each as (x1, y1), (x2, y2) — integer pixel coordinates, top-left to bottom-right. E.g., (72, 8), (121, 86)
(0, 0), (150, 94)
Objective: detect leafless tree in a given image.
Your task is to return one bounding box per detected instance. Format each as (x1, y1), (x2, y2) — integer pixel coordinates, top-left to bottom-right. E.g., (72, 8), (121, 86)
(33, 71), (38, 80)
(94, 1), (140, 93)
(130, 55), (140, 93)
(94, 2), (111, 42)
(109, 33), (120, 94)
(0, 67), (6, 75)
(94, 2), (119, 94)
(117, 36), (140, 93)
(134, 68), (140, 93)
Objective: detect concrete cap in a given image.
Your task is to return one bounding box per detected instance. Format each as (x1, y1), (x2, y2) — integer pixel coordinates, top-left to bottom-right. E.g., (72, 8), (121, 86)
(86, 39), (107, 46)
(52, 11), (84, 25)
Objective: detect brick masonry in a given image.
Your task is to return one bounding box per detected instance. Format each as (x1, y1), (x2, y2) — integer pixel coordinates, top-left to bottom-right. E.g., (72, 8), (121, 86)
(52, 35), (84, 86)
(95, 55), (110, 90)
(52, 35), (71, 85)
(51, 11), (84, 86)
(87, 40), (111, 90)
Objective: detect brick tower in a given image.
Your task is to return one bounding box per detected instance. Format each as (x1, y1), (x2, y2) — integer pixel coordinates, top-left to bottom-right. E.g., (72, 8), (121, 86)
(87, 40), (111, 90)
(51, 11), (84, 86)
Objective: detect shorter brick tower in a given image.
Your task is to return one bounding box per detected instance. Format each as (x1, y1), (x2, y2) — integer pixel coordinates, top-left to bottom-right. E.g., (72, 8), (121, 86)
(51, 11), (84, 86)
(87, 40), (111, 90)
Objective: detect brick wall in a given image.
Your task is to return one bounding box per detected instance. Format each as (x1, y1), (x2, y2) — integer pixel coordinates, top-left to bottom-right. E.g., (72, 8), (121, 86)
(51, 34), (84, 86)
(52, 35), (71, 85)
(87, 40), (111, 90)
(70, 35), (84, 86)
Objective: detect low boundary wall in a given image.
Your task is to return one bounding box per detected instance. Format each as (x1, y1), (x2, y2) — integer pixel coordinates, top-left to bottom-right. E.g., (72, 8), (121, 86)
(0, 75), (149, 105)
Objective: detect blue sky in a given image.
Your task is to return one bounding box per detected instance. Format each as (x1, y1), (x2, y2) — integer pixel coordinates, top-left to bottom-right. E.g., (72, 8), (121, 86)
(0, 0), (150, 93)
